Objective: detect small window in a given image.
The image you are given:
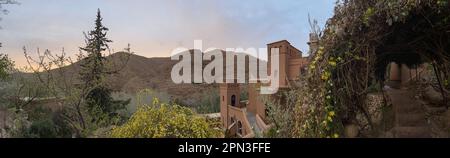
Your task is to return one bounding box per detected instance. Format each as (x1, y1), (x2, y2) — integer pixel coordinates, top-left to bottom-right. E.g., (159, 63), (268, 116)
(231, 95), (236, 106)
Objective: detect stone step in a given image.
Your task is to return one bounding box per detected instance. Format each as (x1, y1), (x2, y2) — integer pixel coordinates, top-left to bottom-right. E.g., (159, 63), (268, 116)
(396, 113), (427, 127)
(393, 127), (431, 138)
(379, 131), (395, 138)
(424, 105), (447, 115)
(386, 81), (401, 89)
(395, 104), (423, 114)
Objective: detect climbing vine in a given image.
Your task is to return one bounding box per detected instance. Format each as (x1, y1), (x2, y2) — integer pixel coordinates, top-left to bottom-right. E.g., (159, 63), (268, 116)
(293, 0), (450, 138)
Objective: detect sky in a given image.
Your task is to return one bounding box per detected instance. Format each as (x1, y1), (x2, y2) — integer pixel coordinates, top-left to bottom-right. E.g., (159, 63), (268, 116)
(0, 0), (335, 67)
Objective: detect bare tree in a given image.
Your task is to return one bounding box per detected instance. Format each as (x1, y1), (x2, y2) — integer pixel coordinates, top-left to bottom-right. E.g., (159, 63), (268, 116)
(23, 44), (131, 137)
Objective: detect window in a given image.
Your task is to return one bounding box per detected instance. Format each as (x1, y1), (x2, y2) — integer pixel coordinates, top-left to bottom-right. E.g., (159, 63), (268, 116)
(231, 95), (236, 106)
(222, 96), (224, 101)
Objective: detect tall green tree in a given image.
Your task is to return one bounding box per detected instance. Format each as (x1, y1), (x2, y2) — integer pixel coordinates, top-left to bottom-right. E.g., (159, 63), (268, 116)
(79, 9), (129, 123)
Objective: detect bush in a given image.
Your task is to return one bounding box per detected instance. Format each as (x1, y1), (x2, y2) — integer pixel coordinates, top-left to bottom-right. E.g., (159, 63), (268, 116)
(27, 118), (57, 138)
(367, 80), (381, 93)
(110, 98), (221, 138)
(0, 53), (13, 81)
(8, 106), (73, 138)
(195, 90), (220, 114)
(263, 89), (297, 138)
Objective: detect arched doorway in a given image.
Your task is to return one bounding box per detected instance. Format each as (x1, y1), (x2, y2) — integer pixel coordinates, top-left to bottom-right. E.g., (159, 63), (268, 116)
(231, 95), (236, 107)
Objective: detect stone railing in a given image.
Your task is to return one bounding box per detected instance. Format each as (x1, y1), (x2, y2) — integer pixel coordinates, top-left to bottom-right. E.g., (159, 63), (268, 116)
(227, 105), (255, 138)
(256, 114), (271, 132)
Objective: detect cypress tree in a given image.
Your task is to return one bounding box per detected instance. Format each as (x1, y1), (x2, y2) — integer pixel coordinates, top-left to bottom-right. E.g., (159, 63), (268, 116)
(79, 9), (129, 122)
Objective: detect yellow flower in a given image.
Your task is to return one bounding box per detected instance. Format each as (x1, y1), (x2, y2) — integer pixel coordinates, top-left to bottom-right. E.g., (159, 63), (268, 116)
(314, 56), (321, 61)
(319, 46), (325, 51)
(328, 111), (335, 117)
(327, 116), (333, 122)
(321, 71), (331, 81)
(152, 97), (160, 105)
(333, 134), (339, 138)
(329, 61), (337, 67)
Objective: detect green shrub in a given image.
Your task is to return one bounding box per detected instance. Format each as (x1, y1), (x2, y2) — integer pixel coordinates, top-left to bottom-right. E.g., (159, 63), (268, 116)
(27, 118), (58, 138)
(110, 98), (221, 138)
(195, 90), (220, 114)
(367, 81), (381, 93)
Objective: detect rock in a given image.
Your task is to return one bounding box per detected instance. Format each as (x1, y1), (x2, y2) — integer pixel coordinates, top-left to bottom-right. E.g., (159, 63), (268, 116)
(344, 124), (359, 138)
(424, 86), (444, 106)
(366, 93), (385, 125)
(424, 105), (446, 115)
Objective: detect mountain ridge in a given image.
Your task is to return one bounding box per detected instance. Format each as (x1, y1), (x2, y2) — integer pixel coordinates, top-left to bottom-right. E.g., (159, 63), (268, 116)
(16, 50), (265, 106)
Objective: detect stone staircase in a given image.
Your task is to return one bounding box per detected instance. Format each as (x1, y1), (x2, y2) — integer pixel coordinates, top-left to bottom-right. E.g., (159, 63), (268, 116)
(387, 88), (431, 138)
(246, 112), (262, 137)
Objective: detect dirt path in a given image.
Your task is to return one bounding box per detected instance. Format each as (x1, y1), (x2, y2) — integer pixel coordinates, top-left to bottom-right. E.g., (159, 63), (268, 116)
(386, 88), (431, 138)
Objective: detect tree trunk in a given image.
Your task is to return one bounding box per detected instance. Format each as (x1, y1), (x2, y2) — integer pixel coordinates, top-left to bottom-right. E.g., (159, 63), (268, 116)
(432, 63), (447, 108)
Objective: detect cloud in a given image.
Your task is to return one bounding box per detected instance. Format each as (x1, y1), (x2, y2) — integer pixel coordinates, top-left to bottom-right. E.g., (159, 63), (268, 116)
(0, 0), (335, 66)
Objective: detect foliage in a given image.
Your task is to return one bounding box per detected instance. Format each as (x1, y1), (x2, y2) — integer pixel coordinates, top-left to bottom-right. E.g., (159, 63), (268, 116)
(85, 87), (130, 124)
(50, 110), (74, 138)
(5, 106), (72, 138)
(79, 9), (130, 123)
(110, 98), (221, 138)
(367, 80), (382, 93)
(26, 107), (70, 137)
(78, 10), (109, 88)
(135, 88), (221, 114)
(0, 52), (13, 81)
(21, 9), (131, 137)
(6, 109), (30, 137)
(294, 0), (450, 137)
(195, 89), (220, 114)
(0, 48), (14, 110)
(291, 76), (342, 138)
(27, 118), (58, 138)
(263, 88), (297, 138)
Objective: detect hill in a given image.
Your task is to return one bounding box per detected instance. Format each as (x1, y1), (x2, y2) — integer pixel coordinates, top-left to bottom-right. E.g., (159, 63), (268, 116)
(16, 50), (264, 107)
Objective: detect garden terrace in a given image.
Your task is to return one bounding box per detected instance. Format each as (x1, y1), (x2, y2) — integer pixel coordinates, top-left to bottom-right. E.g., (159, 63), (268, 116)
(297, 0), (450, 137)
